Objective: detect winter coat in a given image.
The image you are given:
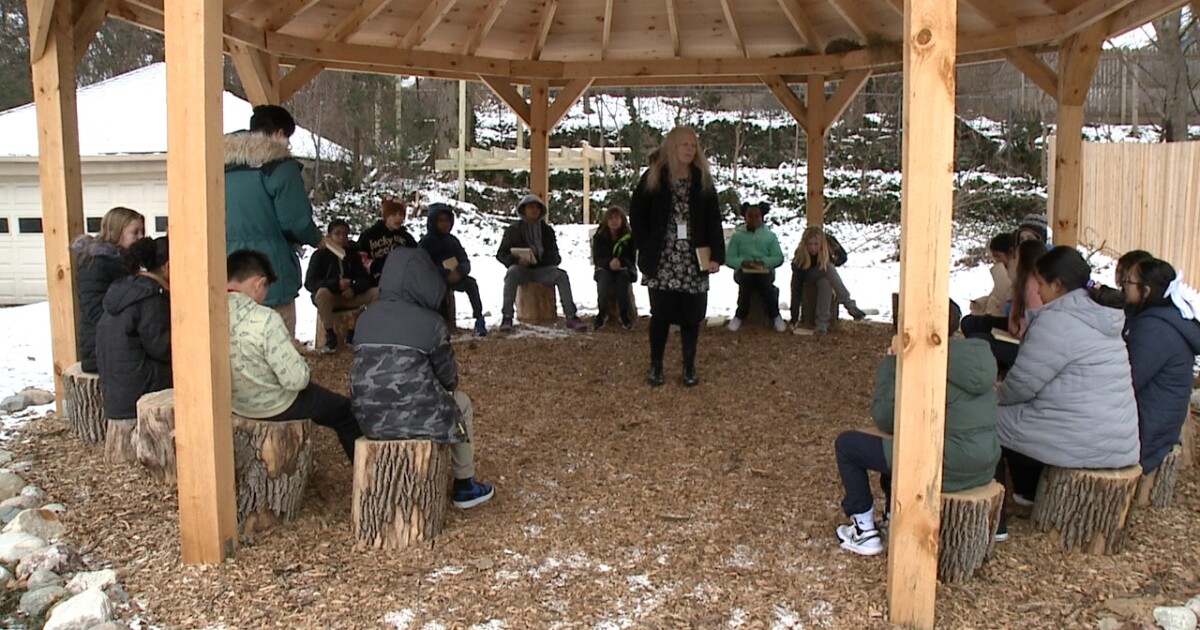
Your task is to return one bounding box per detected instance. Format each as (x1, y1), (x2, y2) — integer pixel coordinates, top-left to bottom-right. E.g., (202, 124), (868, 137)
(725, 224), (784, 276)
(591, 228), (637, 282)
(872, 338), (1002, 492)
(95, 274), (172, 420)
(793, 234), (848, 270)
(224, 132), (321, 307)
(496, 195), (562, 268)
(71, 235), (132, 373)
(997, 289), (1140, 468)
(227, 291), (310, 418)
(359, 220), (418, 277)
(419, 204), (473, 280)
(1125, 305), (1200, 472)
(629, 164), (725, 279)
(351, 247), (466, 443)
(303, 243), (373, 302)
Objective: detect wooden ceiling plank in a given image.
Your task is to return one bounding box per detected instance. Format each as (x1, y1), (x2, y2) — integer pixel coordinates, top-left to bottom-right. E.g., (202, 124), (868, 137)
(245, 0), (321, 31)
(223, 0), (253, 15)
(718, 0), (747, 57)
(529, 0), (560, 61)
(464, 0), (508, 55)
(401, 0), (458, 49)
(547, 77), (593, 127)
(1061, 0), (1138, 38)
(1108, 0), (1189, 40)
(882, 0), (903, 15)
(760, 74), (807, 127)
(825, 0), (871, 41)
(774, 0), (822, 51)
(961, 0), (1017, 27)
(325, 0), (394, 43)
(665, 0), (680, 58)
(481, 75), (532, 125)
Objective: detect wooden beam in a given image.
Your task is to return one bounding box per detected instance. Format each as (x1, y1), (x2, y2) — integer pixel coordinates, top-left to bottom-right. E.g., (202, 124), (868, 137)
(961, 0), (1016, 28)
(480, 75), (532, 126)
(464, 0), (507, 55)
(547, 77), (593, 127)
(883, 0), (903, 15)
(279, 61), (322, 101)
(73, 0), (114, 63)
(230, 42), (280, 104)
(805, 75), (826, 225)
(888, 0), (957, 625)
(28, 0), (83, 412)
(529, 0), (559, 61)
(601, 0), (613, 59)
(401, 0), (458, 49)
(824, 68), (870, 131)
(1003, 48), (1059, 99)
(664, 0), (680, 58)
(244, 0), (321, 31)
(528, 79), (550, 202)
(1107, 0), (1189, 42)
(1061, 0), (1138, 39)
(718, 0), (747, 57)
(165, 0), (238, 564)
(28, 0), (56, 63)
(774, 0), (822, 51)
(222, 0), (253, 15)
(276, 0), (392, 100)
(760, 74), (808, 127)
(826, 0), (872, 41)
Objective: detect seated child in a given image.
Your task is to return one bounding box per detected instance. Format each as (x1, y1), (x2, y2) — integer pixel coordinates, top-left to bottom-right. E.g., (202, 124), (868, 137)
(968, 239), (1046, 372)
(96, 236), (172, 420)
(304, 219), (379, 353)
(419, 203), (487, 336)
(1015, 213), (1050, 247)
(725, 202), (786, 332)
(962, 232), (1015, 337)
(790, 226), (867, 334)
(227, 250), (362, 461)
(496, 193), (586, 331)
(591, 206), (637, 331)
(833, 300), (1000, 556)
(358, 198), (417, 279)
(350, 247), (495, 509)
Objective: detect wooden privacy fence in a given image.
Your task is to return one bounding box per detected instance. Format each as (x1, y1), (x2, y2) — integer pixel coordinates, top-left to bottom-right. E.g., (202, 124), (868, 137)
(1049, 139), (1200, 284)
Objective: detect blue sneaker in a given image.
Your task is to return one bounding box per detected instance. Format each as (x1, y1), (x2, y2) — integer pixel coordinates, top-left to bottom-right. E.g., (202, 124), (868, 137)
(474, 317), (488, 337)
(452, 478), (495, 509)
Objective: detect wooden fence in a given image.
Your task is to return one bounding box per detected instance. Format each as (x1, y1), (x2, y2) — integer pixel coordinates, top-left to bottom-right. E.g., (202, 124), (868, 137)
(1049, 140), (1200, 283)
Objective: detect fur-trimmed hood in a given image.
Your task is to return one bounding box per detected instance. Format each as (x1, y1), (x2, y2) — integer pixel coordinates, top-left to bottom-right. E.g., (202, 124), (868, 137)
(224, 131), (293, 168)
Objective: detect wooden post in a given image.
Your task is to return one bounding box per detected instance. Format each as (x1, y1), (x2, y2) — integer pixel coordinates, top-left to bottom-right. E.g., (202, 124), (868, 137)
(582, 155), (591, 224)
(28, 0), (85, 413)
(165, 0), (238, 563)
(457, 79), (467, 202)
(1052, 21), (1109, 248)
(805, 75), (826, 226)
(888, 0), (957, 626)
(529, 79), (550, 203)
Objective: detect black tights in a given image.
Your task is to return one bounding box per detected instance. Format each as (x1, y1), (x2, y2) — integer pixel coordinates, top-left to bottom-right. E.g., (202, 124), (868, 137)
(649, 317), (699, 370)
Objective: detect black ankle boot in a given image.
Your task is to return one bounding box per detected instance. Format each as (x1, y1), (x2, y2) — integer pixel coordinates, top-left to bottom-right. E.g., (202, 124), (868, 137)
(647, 363), (664, 387)
(682, 364), (699, 387)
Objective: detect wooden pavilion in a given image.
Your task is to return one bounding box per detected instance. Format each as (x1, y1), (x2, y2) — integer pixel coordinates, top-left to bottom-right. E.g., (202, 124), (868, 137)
(25, 0), (1193, 626)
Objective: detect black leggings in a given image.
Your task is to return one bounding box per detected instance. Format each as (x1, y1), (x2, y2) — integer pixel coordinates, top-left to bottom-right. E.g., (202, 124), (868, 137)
(649, 318), (699, 369)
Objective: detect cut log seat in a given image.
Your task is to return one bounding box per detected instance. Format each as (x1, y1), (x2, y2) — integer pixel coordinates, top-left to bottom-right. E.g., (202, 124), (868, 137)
(233, 415), (314, 538)
(104, 418), (137, 464)
(1135, 445), (1183, 509)
(516, 283), (557, 324)
(1030, 465), (1141, 554)
(352, 438), (451, 550)
(63, 362), (105, 443)
(938, 481), (1005, 584)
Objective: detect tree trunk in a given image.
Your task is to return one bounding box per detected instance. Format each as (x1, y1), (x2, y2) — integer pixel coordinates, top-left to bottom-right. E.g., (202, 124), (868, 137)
(104, 418), (138, 464)
(1031, 465), (1140, 554)
(938, 481), (1005, 584)
(352, 438), (451, 549)
(1136, 445), (1182, 508)
(232, 415), (314, 538)
(516, 283), (558, 324)
(63, 362), (105, 444)
(135, 389), (177, 484)
(1152, 10), (1189, 142)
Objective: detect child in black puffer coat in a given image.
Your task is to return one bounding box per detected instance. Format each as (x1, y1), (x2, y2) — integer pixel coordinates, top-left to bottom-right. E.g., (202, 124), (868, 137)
(71, 206), (145, 372)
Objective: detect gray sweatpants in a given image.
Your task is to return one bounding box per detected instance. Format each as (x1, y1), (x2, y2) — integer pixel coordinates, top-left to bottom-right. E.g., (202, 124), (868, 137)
(451, 390), (475, 480)
(501, 264), (578, 319)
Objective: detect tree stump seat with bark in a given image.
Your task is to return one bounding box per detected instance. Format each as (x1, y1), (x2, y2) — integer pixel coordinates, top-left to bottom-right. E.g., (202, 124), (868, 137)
(233, 415), (314, 538)
(352, 438), (451, 550)
(1031, 464), (1141, 555)
(63, 362), (105, 443)
(315, 307), (364, 351)
(937, 481), (1005, 584)
(104, 418), (138, 464)
(799, 276), (839, 331)
(1135, 445), (1183, 509)
(601, 285), (638, 323)
(135, 389), (178, 484)
(1182, 414), (1196, 470)
(516, 283), (557, 324)
(439, 292), (458, 331)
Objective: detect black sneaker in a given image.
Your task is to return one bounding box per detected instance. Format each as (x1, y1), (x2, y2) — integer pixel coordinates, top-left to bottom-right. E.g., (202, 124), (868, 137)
(647, 364), (664, 387)
(345, 329), (355, 346)
(682, 366), (699, 387)
(847, 305), (867, 320)
(592, 314), (608, 331)
(620, 314), (634, 330)
(498, 318), (514, 333)
(320, 330), (338, 354)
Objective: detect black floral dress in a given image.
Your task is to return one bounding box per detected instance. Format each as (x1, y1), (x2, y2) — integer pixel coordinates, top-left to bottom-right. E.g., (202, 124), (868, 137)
(644, 178), (708, 294)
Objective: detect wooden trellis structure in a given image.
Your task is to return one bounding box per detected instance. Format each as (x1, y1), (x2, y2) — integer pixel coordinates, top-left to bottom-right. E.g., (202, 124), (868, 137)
(25, 0), (1193, 627)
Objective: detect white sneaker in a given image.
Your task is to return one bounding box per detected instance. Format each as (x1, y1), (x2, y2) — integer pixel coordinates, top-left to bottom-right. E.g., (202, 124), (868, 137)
(773, 316), (787, 332)
(1012, 493), (1035, 507)
(836, 522), (884, 556)
(792, 326), (814, 336)
(727, 317), (743, 332)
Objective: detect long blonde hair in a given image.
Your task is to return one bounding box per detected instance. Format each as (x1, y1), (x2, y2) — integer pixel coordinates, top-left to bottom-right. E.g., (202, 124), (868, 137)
(643, 126), (714, 193)
(797, 226), (832, 271)
(97, 206), (145, 245)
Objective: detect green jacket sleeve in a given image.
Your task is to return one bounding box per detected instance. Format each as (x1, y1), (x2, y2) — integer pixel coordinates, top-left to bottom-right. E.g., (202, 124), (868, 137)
(871, 355), (897, 434)
(263, 311), (310, 392)
(725, 231), (745, 270)
(265, 160), (321, 246)
(763, 231), (784, 269)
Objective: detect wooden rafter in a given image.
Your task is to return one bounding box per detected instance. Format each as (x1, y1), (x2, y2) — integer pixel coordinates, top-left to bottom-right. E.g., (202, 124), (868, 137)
(823, 68), (870, 131)
(718, 0), (746, 57)
(480, 75), (532, 125)
(774, 0), (821, 51)
(882, 0), (903, 15)
(222, 0), (253, 15)
(464, 0), (507, 55)
(73, 0), (114, 63)
(230, 42), (280, 104)
(547, 77), (593, 127)
(278, 0), (393, 100)
(1003, 48), (1059, 99)
(1108, 0), (1191, 39)
(1062, 0), (1138, 38)
(826, 0), (872, 41)
(664, 0), (680, 58)
(601, 0), (613, 59)
(529, 0), (559, 61)
(401, 0), (458, 49)
(27, 0), (56, 63)
(243, 0), (321, 31)
(760, 74), (807, 128)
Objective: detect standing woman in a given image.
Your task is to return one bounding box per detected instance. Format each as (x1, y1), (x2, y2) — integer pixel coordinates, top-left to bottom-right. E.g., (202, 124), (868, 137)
(630, 126), (724, 387)
(70, 206), (145, 373)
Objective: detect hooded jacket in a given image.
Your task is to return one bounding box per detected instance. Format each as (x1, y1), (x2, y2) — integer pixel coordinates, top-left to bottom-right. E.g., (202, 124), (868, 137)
(224, 132), (321, 307)
(997, 289), (1140, 468)
(303, 241), (373, 301)
(1125, 305), (1200, 472)
(227, 291), (310, 418)
(351, 248), (466, 443)
(725, 224), (785, 275)
(871, 338), (1001, 491)
(95, 274), (172, 419)
(419, 204), (472, 280)
(71, 235), (132, 372)
(629, 164), (725, 279)
(496, 194), (561, 268)
(591, 227), (637, 282)
(358, 220), (418, 278)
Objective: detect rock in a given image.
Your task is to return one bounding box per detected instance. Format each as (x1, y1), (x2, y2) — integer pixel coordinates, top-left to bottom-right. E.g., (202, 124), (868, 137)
(18, 584), (68, 618)
(44, 587), (115, 630)
(27, 569), (62, 589)
(19, 387), (55, 406)
(0, 394), (30, 413)
(9, 461), (33, 473)
(66, 569), (118, 595)
(1097, 617), (1122, 630)
(0, 531), (48, 564)
(1153, 606), (1198, 630)
(21, 485), (45, 501)
(3, 509), (66, 541)
(0, 471), (26, 501)
(0, 505), (22, 524)
(0, 565), (11, 587)
(87, 622), (128, 630)
(1, 494), (38, 510)
(1188, 596), (1200, 618)
(41, 503), (67, 515)
(0, 449), (11, 465)
(17, 543), (82, 579)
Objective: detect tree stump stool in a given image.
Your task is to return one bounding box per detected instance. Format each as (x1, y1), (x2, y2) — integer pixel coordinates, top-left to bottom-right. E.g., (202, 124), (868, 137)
(352, 438), (451, 549)
(938, 481), (1005, 583)
(440, 292), (458, 331)
(62, 362), (105, 443)
(602, 285), (638, 322)
(1136, 445), (1183, 508)
(104, 418), (138, 464)
(1031, 465), (1141, 554)
(232, 415), (314, 537)
(516, 283), (557, 324)
(1182, 414), (1196, 470)
(134, 389), (177, 484)
(315, 307), (363, 349)
(799, 277), (839, 330)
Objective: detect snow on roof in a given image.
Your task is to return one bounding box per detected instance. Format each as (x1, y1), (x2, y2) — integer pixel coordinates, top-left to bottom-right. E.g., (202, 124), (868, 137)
(0, 63), (346, 161)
